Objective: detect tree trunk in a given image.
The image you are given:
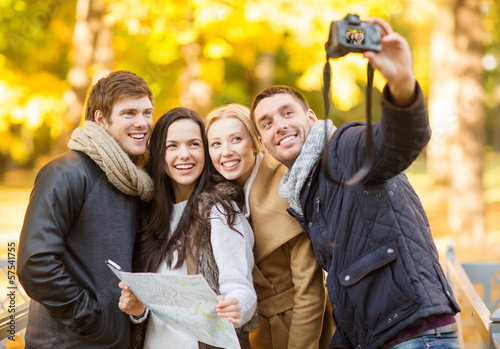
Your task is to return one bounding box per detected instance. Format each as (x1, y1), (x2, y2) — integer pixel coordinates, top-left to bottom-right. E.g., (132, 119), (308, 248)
(54, 0), (111, 155)
(179, 43), (213, 117)
(427, 0), (459, 186)
(252, 52), (276, 96)
(428, 0), (485, 243)
(93, 17), (114, 82)
(449, 0), (485, 244)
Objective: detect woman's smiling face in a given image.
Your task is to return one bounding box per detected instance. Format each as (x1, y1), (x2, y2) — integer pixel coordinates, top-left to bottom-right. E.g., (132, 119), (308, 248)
(164, 118), (205, 202)
(207, 117), (256, 186)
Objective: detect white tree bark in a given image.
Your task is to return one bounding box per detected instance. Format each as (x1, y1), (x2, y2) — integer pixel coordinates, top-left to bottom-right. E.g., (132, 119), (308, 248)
(179, 43), (213, 117)
(428, 0), (485, 243)
(55, 0), (111, 154)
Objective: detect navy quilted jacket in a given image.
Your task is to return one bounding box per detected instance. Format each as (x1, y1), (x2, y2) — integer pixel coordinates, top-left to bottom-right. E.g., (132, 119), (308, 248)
(288, 84), (460, 349)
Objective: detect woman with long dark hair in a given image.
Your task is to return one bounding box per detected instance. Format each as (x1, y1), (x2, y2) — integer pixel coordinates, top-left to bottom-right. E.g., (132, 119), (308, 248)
(119, 107), (257, 348)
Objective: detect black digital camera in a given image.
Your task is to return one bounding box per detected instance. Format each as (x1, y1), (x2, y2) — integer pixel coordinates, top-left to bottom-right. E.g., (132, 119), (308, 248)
(325, 13), (381, 59)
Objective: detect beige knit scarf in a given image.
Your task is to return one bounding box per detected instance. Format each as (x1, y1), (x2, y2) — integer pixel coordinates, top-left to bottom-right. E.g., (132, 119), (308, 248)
(68, 121), (154, 202)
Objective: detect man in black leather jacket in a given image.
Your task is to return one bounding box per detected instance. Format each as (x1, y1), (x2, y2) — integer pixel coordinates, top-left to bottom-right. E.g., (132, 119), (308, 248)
(249, 18), (460, 349)
(18, 70), (155, 348)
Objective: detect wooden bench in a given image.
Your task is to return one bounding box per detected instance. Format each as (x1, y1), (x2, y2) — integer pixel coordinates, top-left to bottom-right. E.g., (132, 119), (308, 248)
(446, 244), (500, 348)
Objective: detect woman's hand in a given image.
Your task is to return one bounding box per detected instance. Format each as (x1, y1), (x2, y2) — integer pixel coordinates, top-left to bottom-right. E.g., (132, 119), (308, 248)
(118, 281), (146, 317)
(216, 295), (241, 327)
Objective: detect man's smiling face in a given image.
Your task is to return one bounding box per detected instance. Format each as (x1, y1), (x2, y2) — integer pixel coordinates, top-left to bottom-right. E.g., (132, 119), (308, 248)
(95, 95), (154, 159)
(253, 93), (317, 168)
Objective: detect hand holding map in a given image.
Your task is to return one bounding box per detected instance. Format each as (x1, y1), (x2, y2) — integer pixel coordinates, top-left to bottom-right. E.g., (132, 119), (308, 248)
(106, 259), (240, 349)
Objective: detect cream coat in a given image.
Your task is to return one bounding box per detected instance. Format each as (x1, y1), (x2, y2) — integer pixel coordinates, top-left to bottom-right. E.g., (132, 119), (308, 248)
(248, 154), (335, 349)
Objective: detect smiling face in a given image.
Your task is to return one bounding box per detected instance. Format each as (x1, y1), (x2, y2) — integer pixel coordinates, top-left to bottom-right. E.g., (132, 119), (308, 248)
(164, 119), (205, 202)
(207, 118), (256, 186)
(95, 95), (153, 159)
(253, 93), (317, 168)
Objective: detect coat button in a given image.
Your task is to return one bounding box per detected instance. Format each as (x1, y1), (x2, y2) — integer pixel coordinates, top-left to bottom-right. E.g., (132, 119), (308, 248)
(446, 291), (451, 297)
(387, 318), (392, 323)
(344, 275), (350, 281)
(363, 190), (369, 195)
(376, 193), (381, 198)
(332, 303), (337, 310)
(393, 183), (397, 188)
(308, 222), (313, 227)
(357, 345), (362, 349)
(387, 248), (394, 254)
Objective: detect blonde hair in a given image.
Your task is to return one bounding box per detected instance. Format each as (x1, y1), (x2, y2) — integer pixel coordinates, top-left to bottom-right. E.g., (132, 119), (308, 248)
(205, 103), (262, 154)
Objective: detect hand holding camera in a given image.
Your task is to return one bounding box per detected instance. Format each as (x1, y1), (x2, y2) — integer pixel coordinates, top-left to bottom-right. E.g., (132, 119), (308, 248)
(326, 14), (416, 106)
(321, 14), (417, 185)
(363, 17), (416, 106)
(325, 13), (382, 58)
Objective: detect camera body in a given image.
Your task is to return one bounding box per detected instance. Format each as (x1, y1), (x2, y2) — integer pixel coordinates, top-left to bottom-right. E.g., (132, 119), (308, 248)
(325, 13), (381, 59)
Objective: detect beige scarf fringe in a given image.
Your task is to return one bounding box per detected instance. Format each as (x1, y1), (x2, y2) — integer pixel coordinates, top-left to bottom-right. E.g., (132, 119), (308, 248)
(68, 121), (154, 202)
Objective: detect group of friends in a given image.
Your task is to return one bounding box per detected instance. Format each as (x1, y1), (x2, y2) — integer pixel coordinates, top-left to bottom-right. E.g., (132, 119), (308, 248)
(346, 30), (365, 45)
(17, 17), (460, 349)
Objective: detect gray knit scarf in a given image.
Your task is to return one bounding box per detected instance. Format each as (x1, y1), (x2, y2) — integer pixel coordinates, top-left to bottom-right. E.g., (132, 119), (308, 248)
(279, 120), (336, 216)
(68, 121), (154, 202)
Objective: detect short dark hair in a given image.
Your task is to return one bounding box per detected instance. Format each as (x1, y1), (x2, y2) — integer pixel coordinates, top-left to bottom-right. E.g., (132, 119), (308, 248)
(85, 70), (154, 122)
(249, 85), (310, 133)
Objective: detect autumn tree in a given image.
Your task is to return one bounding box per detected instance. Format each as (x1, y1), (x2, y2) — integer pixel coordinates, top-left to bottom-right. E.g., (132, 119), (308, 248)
(427, 0), (486, 243)
(55, 0), (112, 154)
(0, 0), (74, 177)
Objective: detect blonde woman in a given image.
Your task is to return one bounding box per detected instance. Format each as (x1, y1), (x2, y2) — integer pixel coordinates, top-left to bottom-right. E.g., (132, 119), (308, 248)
(205, 104), (335, 349)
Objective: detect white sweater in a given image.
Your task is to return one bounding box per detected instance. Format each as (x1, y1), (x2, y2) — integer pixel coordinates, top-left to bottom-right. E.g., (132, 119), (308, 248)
(143, 200), (256, 349)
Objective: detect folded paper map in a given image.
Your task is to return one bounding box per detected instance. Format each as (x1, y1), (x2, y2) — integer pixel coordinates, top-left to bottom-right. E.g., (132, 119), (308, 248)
(106, 259), (240, 349)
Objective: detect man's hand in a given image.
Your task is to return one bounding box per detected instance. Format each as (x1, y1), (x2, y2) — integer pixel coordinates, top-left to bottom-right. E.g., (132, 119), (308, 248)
(363, 17), (416, 106)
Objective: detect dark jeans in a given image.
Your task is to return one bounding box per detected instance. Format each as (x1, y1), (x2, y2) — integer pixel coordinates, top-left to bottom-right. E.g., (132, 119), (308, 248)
(389, 332), (459, 349)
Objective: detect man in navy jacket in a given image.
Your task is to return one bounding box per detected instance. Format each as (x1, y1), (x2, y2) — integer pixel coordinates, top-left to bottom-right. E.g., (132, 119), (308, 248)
(250, 17), (460, 349)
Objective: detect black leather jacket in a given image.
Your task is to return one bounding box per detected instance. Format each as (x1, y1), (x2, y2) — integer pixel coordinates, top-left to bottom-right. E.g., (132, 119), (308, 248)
(288, 84), (460, 348)
(18, 150), (139, 348)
